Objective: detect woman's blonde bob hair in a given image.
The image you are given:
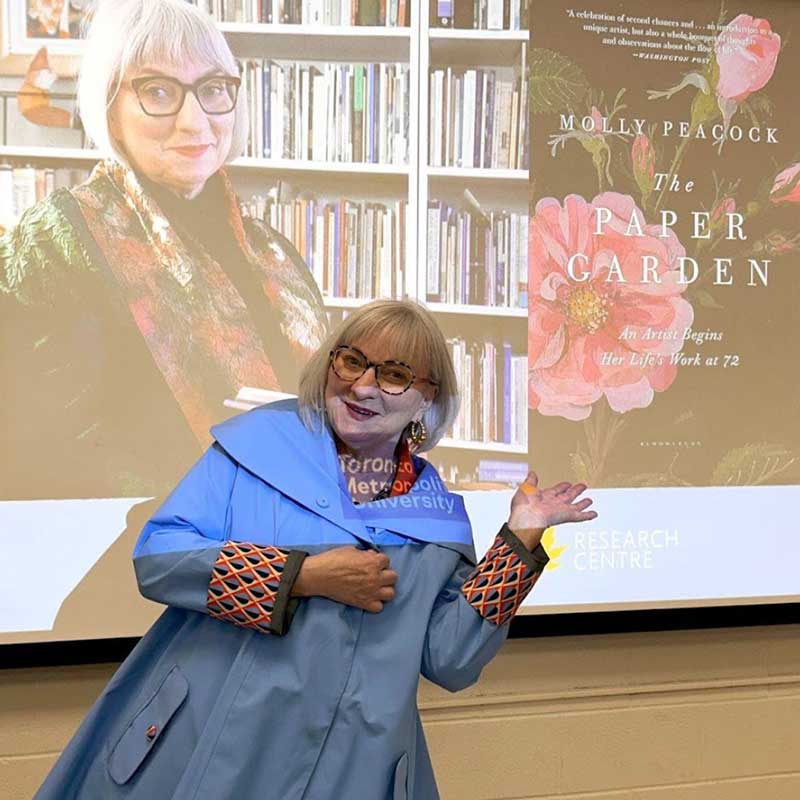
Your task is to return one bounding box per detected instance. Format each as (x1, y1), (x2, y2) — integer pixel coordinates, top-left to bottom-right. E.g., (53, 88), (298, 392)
(77, 0), (248, 164)
(298, 299), (460, 453)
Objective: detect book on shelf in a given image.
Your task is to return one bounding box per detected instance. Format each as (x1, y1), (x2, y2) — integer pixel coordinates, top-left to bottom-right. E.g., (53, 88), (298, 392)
(0, 163), (90, 231)
(242, 189), (407, 300)
(446, 337), (526, 446)
(429, 0), (529, 30)
(241, 60), (410, 165)
(193, 0), (409, 25)
(426, 199), (527, 308)
(430, 0), (453, 28)
(428, 45), (528, 170)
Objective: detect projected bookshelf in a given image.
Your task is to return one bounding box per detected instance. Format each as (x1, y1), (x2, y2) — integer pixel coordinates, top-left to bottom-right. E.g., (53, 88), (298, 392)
(0, 4), (531, 485)
(420, 10), (529, 483)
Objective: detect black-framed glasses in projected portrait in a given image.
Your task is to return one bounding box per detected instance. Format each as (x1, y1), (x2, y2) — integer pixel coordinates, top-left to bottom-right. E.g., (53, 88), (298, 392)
(130, 74), (241, 117)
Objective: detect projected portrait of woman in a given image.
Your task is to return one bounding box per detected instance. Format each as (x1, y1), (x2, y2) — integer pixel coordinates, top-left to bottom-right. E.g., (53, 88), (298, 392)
(0, 0), (328, 502)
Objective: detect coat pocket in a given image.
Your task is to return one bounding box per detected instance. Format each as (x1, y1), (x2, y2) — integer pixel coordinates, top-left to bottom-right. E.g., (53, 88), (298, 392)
(107, 665), (189, 785)
(392, 752), (409, 800)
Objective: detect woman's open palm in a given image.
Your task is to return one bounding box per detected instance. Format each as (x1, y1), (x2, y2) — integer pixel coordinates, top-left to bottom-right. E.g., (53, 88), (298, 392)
(508, 471), (597, 532)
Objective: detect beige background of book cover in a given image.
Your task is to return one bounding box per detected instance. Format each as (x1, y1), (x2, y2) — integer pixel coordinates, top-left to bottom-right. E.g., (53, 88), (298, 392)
(528, 0), (800, 490)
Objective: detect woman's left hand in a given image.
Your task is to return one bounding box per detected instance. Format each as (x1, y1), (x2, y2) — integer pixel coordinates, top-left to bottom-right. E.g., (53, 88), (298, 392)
(508, 471), (597, 549)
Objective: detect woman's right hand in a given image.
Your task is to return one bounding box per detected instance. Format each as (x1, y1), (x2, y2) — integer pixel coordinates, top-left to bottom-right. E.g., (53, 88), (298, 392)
(291, 546), (398, 613)
(507, 471), (597, 551)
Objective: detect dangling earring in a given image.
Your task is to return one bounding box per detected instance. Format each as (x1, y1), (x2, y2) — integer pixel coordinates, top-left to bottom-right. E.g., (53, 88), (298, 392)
(407, 418), (428, 452)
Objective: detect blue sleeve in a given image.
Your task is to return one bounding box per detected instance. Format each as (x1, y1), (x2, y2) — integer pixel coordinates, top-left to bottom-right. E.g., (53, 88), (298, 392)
(133, 443), (307, 635)
(420, 525), (549, 692)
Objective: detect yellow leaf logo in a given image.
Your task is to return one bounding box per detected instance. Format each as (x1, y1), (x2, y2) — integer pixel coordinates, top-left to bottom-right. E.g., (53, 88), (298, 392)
(542, 527), (566, 570)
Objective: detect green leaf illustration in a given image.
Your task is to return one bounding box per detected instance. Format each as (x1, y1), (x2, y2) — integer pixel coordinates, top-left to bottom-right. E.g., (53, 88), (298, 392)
(711, 443), (797, 486)
(693, 288), (724, 310)
(570, 450), (591, 483)
(740, 94), (775, 129)
(530, 48), (589, 115)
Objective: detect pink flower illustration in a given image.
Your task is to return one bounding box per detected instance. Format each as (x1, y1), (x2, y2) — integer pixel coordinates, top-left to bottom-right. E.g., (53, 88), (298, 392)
(631, 134), (656, 195)
(711, 196), (736, 223)
(770, 163), (800, 205)
(714, 14), (781, 103)
(764, 231), (800, 256)
(529, 193), (694, 421)
(587, 106), (605, 137)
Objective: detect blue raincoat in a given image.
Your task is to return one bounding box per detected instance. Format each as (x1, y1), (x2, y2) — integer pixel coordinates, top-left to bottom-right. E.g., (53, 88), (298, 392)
(36, 399), (548, 800)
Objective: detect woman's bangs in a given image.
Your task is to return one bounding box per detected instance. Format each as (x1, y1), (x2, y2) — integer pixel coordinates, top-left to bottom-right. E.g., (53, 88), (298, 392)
(343, 315), (432, 376)
(125, 11), (235, 78)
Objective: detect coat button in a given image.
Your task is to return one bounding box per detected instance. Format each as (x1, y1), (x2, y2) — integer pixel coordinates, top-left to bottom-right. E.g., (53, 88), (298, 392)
(316, 497), (329, 508)
(145, 725), (158, 741)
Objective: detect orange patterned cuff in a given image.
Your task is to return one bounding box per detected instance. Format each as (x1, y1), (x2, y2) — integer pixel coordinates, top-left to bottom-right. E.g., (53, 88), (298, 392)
(207, 542), (307, 635)
(461, 525), (549, 626)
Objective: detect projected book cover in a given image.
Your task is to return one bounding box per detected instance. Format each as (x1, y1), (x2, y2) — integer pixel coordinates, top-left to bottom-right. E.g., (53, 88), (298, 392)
(525, 0), (800, 608)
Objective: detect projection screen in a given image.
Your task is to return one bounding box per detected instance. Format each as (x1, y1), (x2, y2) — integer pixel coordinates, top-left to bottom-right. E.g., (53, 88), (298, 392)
(1, 0), (799, 647)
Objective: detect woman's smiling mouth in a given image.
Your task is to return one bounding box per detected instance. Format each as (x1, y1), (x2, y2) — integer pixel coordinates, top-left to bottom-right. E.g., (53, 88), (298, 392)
(172, 144), (212, 158)
(344, 401), (378, 419)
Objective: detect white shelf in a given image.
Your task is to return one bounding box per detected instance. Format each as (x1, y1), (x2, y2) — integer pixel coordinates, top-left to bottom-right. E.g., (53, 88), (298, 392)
(427, 303), (526, 318)
(322, 299), (525, 318)
(426, 166), (529, 183)
(0, 146), (98, 162)
(232, 157), (408, 176)
(220, 23), (410, 37)
(5, 23), (412, 61)
(436, 438), (527, 454)
(428, 29), (527, 41)
(322, 296), (370, 308)
(221, 23), (411, 61)
(0, 148), (409, 178)
(429, 28), (527, 65)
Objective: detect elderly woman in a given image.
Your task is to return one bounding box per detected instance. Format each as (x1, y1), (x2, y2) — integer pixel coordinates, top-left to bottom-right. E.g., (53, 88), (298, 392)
(0, 0), (327, 501)
(36, 300), (596, 800)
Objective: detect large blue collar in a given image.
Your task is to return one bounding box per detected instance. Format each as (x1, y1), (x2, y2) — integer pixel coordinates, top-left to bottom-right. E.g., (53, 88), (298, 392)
(210, 399), (475, 562)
